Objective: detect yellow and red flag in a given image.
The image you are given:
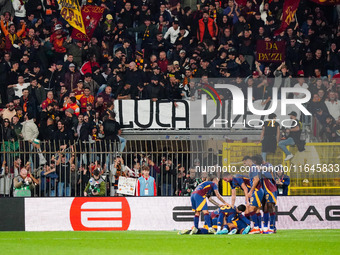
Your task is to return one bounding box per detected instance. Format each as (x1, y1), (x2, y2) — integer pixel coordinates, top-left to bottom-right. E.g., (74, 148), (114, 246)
(58, 0), (86, 34)
(274, 0), (300, 36)
(71, 5), (105, 41)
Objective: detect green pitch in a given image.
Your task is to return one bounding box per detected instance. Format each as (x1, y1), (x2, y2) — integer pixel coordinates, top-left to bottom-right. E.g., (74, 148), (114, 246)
(0, 230), (339, 255)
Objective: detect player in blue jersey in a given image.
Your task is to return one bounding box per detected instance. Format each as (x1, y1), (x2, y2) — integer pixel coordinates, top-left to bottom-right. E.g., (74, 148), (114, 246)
(178, 213), (219, 235)
(223, 173), (251, 211)
(226, 209), (251, 235)
(215, 204), (250, 235)
(244, 155), (264, 234)
(190, 176), (230, 235)
(179, 204), (250, 235)
(260, 158), (278, 234)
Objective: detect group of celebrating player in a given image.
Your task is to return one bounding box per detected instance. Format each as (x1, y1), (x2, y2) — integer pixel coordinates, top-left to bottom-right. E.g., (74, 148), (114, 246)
(179, 154), (278, 235)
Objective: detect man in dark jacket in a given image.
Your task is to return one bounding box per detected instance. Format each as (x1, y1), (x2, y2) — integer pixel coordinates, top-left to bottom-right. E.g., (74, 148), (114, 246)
(103, 112), (121, 142)
(20, 88), (38, 119)
(54, 120), (74, 149)
(0, 53), (11, 105)
(64, 63), (82, 92)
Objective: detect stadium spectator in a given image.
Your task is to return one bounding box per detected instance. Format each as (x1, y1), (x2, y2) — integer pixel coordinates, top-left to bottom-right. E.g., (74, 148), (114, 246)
(1, 118), (15, 141)
(21, 113), (39, 142)
(77, 164), (89, 196)
(110, 156), (125, 196)
(83, 73), (99, 95)
(56, 149), (75, 197)
(278, 111), (304, 161)
(181, 167), (202, 196)
(64, 63), (82, 92)
(0, 102), (16, 120)
(84, 168), (106, 197)
(260, 113), (280, 162)
(160, 156), (176, 196)
(325, 92), (340, 120)
(0, 160), (12, 197)
(320, 115), (338, 142)
(136, 165), (157, 196)
(276, 168), (290, 196)
(13, 167), (34, 197)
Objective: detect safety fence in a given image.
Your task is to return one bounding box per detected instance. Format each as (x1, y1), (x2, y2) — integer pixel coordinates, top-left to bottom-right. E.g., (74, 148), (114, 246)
(0, 140), (339, 197)
(222, 142), (340, 195)
(0, 139), (220, 197)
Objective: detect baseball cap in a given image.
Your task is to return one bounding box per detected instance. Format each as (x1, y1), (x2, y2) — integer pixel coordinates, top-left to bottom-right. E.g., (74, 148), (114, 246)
(69, 63), (75, 68)
(173, 61), (179, 65)
(106, 14), (113, 20)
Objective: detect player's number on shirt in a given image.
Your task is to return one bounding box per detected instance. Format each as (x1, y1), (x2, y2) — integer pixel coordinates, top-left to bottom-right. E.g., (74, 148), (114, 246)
(220, 205), (231, 210)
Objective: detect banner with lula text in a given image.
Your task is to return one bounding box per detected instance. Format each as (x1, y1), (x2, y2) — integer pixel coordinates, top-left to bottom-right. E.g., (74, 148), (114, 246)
(256, 40), (286, 63)
(58, 0), (86, 35)
(71, 5), (105, 41)
(309, 0), (340, 5)
(274, 0), (301, 35)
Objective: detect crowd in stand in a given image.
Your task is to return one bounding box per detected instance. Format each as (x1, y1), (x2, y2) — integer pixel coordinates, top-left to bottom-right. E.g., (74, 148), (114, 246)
(0, 0), (339, 142)
(0, 0), (340, 196)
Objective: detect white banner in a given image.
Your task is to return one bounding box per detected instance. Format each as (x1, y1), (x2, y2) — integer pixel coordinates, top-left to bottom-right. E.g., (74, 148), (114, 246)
(25, 197), (340, 231)
(114, 100), (301, 129)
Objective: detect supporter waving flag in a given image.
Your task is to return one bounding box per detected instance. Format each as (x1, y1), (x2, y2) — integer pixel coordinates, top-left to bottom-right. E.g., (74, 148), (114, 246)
(58, 0), (86, 34)
(274, 0), (301, 35)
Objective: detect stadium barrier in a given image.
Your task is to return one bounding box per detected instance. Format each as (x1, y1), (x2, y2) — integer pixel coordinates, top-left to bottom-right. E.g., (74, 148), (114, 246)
(1, 140), (339, 196)
(0, 139), (222, 197)
(222, 142), (340, 196)
(1, 197), (340, 231)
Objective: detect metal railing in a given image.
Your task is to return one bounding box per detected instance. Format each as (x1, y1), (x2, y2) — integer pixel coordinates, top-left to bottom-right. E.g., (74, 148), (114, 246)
(222, 142), (340, 195)
(1, 139), (339, 197)
(0, 139), (223, 197)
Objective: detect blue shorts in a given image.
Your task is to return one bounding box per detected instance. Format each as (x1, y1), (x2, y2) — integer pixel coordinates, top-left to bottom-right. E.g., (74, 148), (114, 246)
(250, 189), (264, 207)
(264, 189), (277, 204)
(191, 193), (207, 211)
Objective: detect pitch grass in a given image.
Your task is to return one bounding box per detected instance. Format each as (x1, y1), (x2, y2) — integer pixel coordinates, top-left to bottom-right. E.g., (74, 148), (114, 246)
(0, 230), (340, 255)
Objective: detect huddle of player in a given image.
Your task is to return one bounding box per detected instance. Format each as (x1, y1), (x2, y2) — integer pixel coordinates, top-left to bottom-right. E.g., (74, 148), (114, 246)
(179, 154), (278, 235)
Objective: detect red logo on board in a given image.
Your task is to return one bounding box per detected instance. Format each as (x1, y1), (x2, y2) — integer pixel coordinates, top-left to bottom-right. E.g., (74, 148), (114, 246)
(70, 197), (131, 231)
